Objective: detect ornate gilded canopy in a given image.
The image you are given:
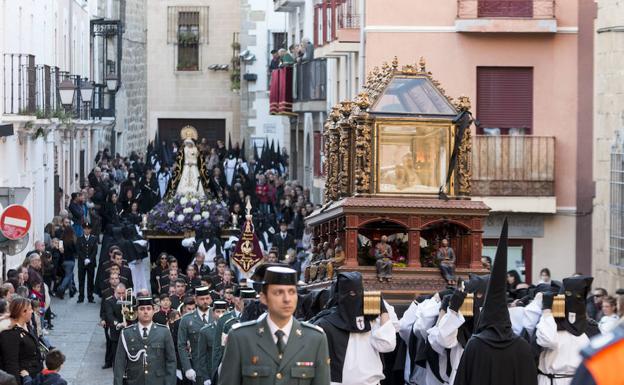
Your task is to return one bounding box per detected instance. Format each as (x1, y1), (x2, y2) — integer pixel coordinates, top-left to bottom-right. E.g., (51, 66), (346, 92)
(323, 57), (473, 202)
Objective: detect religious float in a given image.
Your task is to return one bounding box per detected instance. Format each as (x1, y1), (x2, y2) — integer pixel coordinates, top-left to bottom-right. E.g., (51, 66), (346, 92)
(305, 57), (490, 302)
(142, 126), (232, 266)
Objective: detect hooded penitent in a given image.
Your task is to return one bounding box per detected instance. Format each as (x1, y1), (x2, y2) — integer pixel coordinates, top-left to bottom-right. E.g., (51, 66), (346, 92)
(453, 219), (538, 385)
(323, 272), (371, 333)
(557, 276), (594, 336)
(313, 272), (371, 383)
(456, 273), (490, 347)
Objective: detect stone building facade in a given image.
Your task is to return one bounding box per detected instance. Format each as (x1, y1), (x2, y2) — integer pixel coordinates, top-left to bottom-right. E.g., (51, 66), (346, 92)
(593, 0), (624, 292)
(146, 0), (241, 147)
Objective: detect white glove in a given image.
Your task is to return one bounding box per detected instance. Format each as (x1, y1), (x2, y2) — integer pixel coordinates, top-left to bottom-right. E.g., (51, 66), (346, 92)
(204, 380), (211, 385)
(84, 258), (91, 266)
(185, 369), (196, 382)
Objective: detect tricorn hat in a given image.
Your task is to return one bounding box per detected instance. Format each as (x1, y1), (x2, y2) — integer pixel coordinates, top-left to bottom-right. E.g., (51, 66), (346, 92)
(263, 266), (298, 286)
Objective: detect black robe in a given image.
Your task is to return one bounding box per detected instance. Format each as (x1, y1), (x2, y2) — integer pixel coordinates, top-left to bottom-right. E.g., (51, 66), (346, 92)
(453, 335), (537, 385)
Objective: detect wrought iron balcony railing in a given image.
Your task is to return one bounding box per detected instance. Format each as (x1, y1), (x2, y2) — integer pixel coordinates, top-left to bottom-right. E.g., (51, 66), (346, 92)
(471, 135), (555, 196)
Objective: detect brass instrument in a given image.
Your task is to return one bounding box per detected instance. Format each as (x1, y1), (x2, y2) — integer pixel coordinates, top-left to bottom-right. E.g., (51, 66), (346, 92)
(363, 291), (382, 316)
(552, 294), (566, 318)
(459, 293), (474, 316)
(118, 288), (138, 323)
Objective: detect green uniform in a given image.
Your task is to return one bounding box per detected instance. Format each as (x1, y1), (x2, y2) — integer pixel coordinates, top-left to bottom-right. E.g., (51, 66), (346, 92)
(218, 315), (331, 385)
(178, 309), (212, 383)
(113, 323), (177, 385)
(210, 310), (240, 376)
(197, 322), (217, 381)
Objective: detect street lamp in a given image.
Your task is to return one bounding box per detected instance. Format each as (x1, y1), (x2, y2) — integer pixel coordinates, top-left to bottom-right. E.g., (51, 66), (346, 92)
(80, 79), (94, 119)
(58, 79), (76, 107)
(106, 74), (119, 93)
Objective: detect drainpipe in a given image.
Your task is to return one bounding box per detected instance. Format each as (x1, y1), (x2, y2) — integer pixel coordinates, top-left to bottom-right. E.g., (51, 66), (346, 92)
(358, 0), (365, 90)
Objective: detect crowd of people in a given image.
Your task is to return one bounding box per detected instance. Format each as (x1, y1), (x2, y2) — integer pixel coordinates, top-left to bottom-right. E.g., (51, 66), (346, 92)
(0, 139), (623, 385)
(269, 37), (315, 71)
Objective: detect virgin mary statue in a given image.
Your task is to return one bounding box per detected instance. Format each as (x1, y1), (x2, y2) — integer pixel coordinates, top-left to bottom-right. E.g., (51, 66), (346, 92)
(164, 126), (212, 199)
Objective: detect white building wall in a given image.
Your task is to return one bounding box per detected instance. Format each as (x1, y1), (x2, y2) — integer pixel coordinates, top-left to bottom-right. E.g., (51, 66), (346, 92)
(244, 0), (290, 149)
(0, 1), (110, 272)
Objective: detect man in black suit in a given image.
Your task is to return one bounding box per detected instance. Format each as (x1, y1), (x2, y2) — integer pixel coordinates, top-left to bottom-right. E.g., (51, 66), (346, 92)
(104, 283), (127, 369)
(101, 250), (134, 291)
(77, 223), (98, 303)
(271, 220), (296, 261)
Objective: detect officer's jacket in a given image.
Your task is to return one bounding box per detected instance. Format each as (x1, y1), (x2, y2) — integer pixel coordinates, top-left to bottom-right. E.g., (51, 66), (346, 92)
(177, 309), (213, 373)
(218, 315), (331, 385)
(113, 323), (177, 385)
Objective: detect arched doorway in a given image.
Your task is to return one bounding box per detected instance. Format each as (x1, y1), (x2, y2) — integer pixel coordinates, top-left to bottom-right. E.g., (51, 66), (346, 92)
(357, 219), (409, 267)
(420, 220), (472, 268)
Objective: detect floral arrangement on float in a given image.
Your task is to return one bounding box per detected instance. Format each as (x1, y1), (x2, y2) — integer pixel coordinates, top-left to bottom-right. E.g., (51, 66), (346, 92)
(146, 193), (230, 235)
(393, 255), (407, 268)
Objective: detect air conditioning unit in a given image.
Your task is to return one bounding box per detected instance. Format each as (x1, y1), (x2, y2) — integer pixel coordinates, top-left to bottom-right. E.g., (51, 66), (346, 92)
(243, 73), (257, 81)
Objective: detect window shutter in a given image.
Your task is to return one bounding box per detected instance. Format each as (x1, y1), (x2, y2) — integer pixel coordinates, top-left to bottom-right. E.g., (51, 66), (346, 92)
(477, 0), (533, 18)
(477, 67), (533, 134)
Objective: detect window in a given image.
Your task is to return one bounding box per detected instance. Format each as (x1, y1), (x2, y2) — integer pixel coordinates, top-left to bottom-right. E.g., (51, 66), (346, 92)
(477, 67), (533, 135)
(167, 6), (209, 71)
(477, 0), (533, 18)
(610, 134), (624, 267)
(271, 32), (287, 52)
(177, 12), (199, 71)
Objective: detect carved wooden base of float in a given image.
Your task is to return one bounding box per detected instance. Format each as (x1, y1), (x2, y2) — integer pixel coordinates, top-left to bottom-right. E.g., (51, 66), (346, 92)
(304, 266), (489, 305)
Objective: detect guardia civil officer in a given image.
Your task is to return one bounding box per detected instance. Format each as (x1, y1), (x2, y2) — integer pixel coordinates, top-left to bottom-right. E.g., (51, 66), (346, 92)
(178, 286), (213, 384)
(197, 300), (229, 384)
(113, 296), (177, 385)
(218, 266), (331, 385)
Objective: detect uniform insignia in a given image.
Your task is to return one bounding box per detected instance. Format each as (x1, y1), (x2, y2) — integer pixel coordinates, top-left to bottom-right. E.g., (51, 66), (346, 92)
(296, 328), (302, 336)
(356, 316), (365, 331)
(296, 362), (314, 367)
(568, 312), (576, 324)
(258, 326), (265, 334)
(251, 356), (259, 364)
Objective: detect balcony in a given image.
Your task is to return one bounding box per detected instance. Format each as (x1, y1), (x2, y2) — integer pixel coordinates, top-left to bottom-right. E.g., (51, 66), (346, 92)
(314, 0), (360, 58)
(455, 0), (557, 33)
(2, 53), (99, 120)
(274, 0), (305, 12)
(471, 135), (555, 197)
(294, 59), (326, 110)
(270, 59), (327, 115)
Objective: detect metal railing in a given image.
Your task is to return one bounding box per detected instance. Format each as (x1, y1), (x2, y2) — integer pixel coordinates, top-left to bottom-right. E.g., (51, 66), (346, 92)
(471, 135), (555, 196)
(294, 58), (326, 102)
(337, 0), (360, 29)
(610, 150), (624, 267)
(2, 53), (96, 119)
(457, 0), (556, 19)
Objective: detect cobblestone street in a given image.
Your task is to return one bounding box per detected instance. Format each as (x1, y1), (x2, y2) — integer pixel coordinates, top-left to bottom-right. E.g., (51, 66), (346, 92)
(47, 296), (113, 385)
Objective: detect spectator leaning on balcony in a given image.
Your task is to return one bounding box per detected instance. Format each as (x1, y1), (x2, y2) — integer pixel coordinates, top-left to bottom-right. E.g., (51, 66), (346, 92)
(269, 49), (280, 71)
(278, 48), (295, 66)
(301, 37), (314, 61)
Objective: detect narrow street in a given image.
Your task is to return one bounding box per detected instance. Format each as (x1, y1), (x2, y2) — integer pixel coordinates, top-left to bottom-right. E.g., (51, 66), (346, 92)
(47, 296), (113, 385)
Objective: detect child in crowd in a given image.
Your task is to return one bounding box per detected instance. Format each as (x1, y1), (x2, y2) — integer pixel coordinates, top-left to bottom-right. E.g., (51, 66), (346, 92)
(21, 349), (67, 385)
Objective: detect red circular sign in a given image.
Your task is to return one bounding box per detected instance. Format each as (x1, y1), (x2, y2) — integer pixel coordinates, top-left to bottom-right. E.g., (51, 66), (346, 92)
(0, 204), (31, 240)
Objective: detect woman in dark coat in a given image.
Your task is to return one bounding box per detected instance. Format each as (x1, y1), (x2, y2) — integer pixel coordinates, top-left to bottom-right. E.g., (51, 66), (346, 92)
(0, 297), (43, 382)
(138, 169), (160, 213)
(151, 253), (169, 295)
(101, 192), (121, 230)
(55, 225), (77, 299)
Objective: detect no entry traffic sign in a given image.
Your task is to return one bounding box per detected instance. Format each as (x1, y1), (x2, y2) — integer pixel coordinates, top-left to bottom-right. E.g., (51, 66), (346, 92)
(0, 204), (31, 240)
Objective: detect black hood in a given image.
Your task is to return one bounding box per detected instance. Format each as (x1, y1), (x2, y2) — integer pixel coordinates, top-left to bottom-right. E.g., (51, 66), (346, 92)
(465, 273), (490, 330)
(473, 219), (518, 348)
(558, 275), (593, 336)
(324, 272), (370, 333)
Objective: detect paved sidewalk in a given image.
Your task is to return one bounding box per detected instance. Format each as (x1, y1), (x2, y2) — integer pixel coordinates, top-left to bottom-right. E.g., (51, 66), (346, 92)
(47, 295), (113, 385)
